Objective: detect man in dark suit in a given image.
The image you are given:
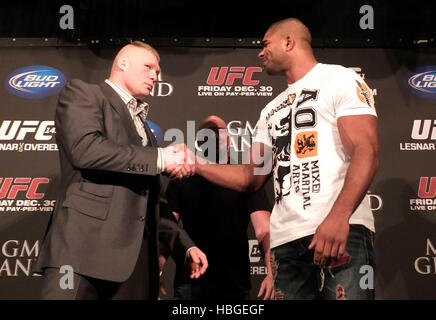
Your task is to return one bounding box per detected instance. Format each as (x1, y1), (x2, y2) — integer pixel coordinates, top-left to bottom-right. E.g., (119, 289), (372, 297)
(34, 41), (207, 299)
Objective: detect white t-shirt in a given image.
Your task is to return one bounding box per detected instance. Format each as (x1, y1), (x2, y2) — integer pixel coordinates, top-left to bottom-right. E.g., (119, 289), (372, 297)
(253, 63), (377, 249)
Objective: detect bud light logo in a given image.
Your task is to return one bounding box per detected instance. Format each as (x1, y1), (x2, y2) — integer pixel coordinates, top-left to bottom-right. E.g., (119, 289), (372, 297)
(145, 120), (163, 145)
(407, 66), (436, 99)
(5, 65), (66, 99)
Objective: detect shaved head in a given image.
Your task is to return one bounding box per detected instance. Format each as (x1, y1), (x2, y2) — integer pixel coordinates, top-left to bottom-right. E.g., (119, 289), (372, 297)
(198, 115), (229, 163)
(267, 18), (312, 46)
(109, 41), (161, 99)
(199, 115), (227, 131)
(259, 17), (317, 82)
(111, 41), (159, 75)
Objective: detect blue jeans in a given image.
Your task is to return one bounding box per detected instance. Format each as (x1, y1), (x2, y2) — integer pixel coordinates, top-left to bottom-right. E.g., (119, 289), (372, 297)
(271, 224), (375, 300)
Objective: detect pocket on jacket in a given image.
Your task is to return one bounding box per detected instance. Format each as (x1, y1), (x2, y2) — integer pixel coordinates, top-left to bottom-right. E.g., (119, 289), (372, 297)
(79, 182), (114, 198)
(63, 193), (110, 220)
(63, 182), (113, 220)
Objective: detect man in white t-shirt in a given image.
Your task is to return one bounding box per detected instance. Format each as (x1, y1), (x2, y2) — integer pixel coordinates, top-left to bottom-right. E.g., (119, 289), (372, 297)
(196, 18), (378, 300)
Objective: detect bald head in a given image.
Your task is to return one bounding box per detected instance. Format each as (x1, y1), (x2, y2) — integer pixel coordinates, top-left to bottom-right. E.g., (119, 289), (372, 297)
(199, 115), (227, 131)
(198, 115), (229, 163)
(259, 17), (317, 81)
(267, 18), (312, 46)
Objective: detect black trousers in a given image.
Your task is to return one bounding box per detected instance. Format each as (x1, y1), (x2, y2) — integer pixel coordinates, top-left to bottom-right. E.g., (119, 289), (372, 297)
(40, 237), (156, 300)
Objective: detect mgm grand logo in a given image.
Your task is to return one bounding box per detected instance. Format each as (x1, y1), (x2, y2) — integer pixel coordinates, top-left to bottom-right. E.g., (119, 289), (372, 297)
(414, 238), (436, 275)
(0, 240), (39, 277)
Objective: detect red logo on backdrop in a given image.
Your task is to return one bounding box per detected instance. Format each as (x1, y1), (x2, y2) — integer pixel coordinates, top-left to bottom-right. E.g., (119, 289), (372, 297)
(418, 177), (436, 198)
(410, 177), (436, 212)
(206, 67), (262, 85)
(0, 178), (49, 199)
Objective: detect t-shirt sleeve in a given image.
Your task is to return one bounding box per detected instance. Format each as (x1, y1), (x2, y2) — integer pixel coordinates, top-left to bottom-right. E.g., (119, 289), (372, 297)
(247, 185), (273, 214)
(334, 68), (377, 119)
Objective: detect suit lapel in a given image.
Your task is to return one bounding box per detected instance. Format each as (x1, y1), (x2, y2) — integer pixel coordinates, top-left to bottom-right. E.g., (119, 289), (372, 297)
(99, 82), (143, 145)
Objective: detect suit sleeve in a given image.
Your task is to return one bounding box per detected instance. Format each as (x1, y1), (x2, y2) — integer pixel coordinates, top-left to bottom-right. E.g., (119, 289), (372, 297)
(166, 180), (181, 215)
(158, 217), (196, 266)
(158, 177), (195, 264)
(55, 79), (158, 175)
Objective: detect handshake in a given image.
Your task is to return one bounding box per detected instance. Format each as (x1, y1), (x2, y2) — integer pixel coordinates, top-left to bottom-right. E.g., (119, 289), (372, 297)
(162, 144), (196, 179)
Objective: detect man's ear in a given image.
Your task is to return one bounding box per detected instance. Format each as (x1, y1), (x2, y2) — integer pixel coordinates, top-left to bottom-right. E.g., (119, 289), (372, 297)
(118, 57), (129, 71)
(285, 35), (295, 51)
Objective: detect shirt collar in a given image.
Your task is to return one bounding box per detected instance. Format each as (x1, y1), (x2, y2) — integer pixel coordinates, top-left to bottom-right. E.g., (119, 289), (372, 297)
(105, 79), (134, 105)
(105, 79), (149, 113)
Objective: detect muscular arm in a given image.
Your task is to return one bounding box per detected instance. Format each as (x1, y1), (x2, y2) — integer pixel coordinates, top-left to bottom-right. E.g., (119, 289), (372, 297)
(195, 142), (273, 192)
(332, 115), (379, 220)
(309, 114), (379, 265)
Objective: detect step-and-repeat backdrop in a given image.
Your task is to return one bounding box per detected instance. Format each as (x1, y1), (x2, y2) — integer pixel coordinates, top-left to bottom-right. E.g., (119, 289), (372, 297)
(0, 46), (435, 299)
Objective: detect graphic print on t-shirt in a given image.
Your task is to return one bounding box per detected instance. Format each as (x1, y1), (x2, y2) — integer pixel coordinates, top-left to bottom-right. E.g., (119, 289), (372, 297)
(271, 97), (292, 204)
(291, 89), (320, 210)
(355, 80), (373, 106)
(294, 131), (317, 158)
(258, 64), (377, 248)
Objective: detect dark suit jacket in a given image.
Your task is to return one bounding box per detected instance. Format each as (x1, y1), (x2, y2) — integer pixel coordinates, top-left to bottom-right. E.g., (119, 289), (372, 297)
(34, 79), (194, 292)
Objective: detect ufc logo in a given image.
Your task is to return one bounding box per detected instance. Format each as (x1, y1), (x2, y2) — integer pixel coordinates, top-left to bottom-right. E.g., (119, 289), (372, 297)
(0, 178), (49, 199)
(411, 120), (436, 140)
(418, 177), (436, 198)
(0, 120), (55, 141)
(206, 67), (262, 85)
